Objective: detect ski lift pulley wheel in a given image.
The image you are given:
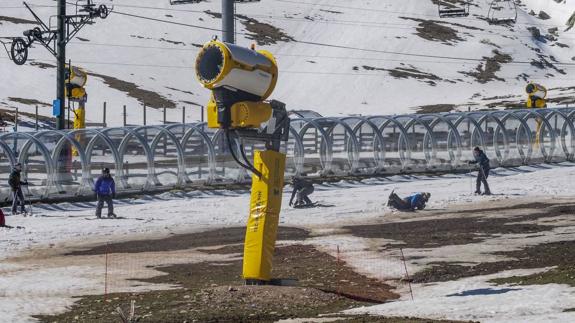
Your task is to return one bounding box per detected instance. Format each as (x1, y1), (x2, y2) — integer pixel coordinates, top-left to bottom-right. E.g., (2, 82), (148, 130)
(98, 4), (109, 19)
(11, 38), (28, 66)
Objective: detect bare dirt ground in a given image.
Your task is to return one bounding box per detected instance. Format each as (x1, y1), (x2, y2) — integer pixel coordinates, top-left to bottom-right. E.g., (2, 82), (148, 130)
(7, 197), (575, 322)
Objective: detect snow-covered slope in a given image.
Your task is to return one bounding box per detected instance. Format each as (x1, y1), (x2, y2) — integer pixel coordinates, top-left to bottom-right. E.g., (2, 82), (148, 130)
(0, 0), (574, 127)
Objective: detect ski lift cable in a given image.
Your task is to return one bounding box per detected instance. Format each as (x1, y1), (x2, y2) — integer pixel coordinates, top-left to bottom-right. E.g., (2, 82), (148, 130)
(79, 10), (575, 67)
(4, 3), (569, 33)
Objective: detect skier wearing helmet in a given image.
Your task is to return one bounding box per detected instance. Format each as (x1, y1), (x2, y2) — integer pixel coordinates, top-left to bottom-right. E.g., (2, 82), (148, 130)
(94, 167), (116, 218)
(8, 163), (28, 215)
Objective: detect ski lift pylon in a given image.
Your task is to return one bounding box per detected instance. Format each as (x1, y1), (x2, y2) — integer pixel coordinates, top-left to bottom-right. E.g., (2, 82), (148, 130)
(438, 0), (471, 18)
(487, 0), (517, 24)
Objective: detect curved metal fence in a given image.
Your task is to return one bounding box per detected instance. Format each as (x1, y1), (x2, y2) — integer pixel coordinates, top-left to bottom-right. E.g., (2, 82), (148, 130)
(1, 108), (574, 201)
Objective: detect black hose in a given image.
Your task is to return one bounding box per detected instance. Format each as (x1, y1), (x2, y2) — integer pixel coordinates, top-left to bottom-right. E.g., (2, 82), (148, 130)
(226, 130), (262, 178)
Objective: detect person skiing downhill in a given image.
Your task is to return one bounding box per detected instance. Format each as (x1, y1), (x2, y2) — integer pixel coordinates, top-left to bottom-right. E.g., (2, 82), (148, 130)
(289, 175), (315, 208)
(468, 146), (491, 195)
(8, 163), (28, 215)
(94, 168), (116, 218)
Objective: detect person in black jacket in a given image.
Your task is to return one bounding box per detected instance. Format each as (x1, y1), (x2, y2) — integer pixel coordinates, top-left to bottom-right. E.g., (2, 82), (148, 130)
(289, 175), (315, 207)
(8, 163), (28, 215)
(468, 147), (491, 195)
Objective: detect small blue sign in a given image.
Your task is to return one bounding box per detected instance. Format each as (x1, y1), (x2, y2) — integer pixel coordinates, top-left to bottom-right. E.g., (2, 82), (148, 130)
(52, 99), (61, 116)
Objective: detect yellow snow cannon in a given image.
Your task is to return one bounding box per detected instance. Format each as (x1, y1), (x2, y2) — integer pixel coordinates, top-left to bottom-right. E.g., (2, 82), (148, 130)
(196, 40), (290, 285)
(525, 82), (547, 148)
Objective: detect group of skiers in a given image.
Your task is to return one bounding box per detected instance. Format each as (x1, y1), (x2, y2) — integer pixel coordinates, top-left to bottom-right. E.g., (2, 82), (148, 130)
(2, 147), (492, 220)
(4, 166), (116, 219)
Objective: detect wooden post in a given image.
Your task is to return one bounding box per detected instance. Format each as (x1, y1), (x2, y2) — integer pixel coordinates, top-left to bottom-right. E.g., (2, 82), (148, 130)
(14, 108), (18, 132)
(35, 105), (39, 131)
(123, 105), (127, 127)
(103, 102), (107, 128)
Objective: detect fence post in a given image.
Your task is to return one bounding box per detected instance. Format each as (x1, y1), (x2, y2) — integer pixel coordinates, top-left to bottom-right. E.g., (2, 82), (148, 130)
(143, 103), (147, 126)
(123, 105), (127, 127)
(14, 108), (18, 132)
(103, 102), (107, 128)
(201, 106), (205, 123)
(182, 106), (186, 124)
(163, 107), (167, 125)
(35, 105), (39, 131)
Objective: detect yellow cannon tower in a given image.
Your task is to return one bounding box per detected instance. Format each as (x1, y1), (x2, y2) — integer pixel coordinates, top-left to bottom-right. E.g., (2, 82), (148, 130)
(66, 64), (88, 155)
(525, 82), (547, 148)
(195, 40), (290, 284)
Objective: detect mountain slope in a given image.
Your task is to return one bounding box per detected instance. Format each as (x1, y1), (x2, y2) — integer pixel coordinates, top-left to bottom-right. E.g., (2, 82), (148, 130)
(0, 0), (574, 127)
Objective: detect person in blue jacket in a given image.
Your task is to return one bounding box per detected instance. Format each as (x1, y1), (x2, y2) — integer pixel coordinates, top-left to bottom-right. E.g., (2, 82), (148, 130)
(94, 168), (116, 218)
(387, 191), (431, 211)
(468, 146), (491, 195)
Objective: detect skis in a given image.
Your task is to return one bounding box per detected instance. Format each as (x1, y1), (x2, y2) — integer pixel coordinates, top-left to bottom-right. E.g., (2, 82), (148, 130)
(292, 201), (335, 209)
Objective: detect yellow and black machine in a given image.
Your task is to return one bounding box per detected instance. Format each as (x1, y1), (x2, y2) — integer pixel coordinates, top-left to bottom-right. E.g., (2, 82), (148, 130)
(525, 82), (547, 148)
(195, 39), (290, 284)
(66, 64), (88, 155)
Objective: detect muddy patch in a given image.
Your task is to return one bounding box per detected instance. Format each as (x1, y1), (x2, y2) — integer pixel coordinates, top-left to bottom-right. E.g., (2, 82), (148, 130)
(236, 14), (295, 45)
(412, 240), (575, 284)
(460, 50), (512, 83)
(358, 65), (448, 86)
(490, 265), (575, 287)
(67, 226), (310, 256)
(416, 104), (456, 114)
(344, 203), (573, 249)
(39, 244), (402, 323)
(399, 16), (478, 45)
(8, 97), (51, 107)
(87, 72), (176, 109)
(0, 15), (38, 25)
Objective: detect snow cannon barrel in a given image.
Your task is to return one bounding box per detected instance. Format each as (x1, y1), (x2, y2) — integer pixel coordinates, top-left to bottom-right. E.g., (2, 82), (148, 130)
(525, 82), (547, 109)
(65, 65), (88, 100)
(195, 40), (278, 100)
(195, 40), (278, 129)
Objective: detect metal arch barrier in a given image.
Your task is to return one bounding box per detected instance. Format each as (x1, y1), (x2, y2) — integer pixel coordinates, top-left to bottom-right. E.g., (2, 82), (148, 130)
(1, 108), (575, 201)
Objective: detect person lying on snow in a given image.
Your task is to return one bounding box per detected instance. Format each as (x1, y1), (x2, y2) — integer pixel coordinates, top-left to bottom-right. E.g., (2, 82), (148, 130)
(289, 175), (315, 208)
(387, 191), (431, 211)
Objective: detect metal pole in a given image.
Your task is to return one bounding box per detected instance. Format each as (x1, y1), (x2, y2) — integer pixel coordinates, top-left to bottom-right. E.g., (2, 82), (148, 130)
(103, 102), (107, 128)
(56, 0), (66, 130)
(123, 105), (127, 127)
(163, 107), (167, 125)
(222, 0), (235, 43)
(201, 106), (205, 123)
(35, 105), (39, 131)
(143, 103), (147, 126)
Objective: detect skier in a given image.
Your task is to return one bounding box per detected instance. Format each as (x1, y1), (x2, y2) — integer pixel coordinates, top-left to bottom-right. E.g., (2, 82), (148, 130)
(468, 146), (491, 195)
(289, 175), (315, 208)
(387, 191), (431, 211)
(94, 168), (116, 218)
(8, 163), (28, 215)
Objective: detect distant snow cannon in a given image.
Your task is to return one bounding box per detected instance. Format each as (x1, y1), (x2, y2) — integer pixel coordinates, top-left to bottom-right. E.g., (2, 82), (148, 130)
(65, 64), (88, 102)
(65, 64), (88, 156)
(195, 39), (290, 285)
(195, 40), (278, 129)
(525, 82), (547, 109)
(525, 82), (547, 149)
